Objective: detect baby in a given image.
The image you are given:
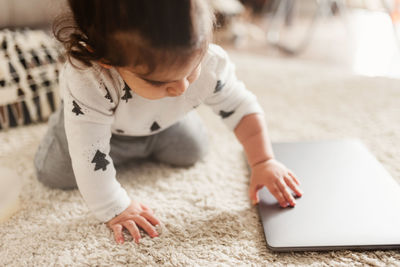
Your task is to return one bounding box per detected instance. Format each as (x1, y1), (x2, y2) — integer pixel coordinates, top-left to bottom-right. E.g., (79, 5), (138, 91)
(34, 0), (303, 245)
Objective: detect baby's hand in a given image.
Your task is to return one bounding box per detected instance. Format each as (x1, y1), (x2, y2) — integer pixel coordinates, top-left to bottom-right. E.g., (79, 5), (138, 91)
(249, 158), (304, 207)
(106, 200), (161, 244)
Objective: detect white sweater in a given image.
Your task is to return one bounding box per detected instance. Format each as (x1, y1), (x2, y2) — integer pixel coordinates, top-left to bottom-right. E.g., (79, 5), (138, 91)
(60, 44), (264, 222)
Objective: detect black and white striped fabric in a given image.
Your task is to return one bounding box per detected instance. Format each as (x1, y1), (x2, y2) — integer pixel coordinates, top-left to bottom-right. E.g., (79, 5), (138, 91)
(0, 28), (64, 130)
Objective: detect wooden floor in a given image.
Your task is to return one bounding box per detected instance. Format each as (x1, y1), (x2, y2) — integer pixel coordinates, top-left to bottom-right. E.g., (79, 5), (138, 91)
(217, 8), (400, 79)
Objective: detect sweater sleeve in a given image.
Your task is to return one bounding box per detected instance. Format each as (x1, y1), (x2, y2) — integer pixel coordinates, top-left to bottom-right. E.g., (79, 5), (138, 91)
(60, 62), (131, 223)
(203, 44), (265, 131)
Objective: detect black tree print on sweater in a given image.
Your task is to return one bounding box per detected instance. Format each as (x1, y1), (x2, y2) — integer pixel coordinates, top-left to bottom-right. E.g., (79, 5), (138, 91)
(91, 150), (110, 171)
(121, 83), (133, 103)
(72, 100), (84, 116)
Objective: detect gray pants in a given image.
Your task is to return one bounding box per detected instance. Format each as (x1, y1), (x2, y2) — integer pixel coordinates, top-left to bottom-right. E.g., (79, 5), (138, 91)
(34, 106), (209, 190)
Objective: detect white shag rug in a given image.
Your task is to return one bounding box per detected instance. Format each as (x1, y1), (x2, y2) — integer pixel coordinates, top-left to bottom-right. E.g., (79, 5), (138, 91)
(1, 51), (400, 266)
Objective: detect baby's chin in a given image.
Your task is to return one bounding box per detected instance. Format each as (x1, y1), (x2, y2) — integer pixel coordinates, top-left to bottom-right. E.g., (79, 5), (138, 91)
(139, 91), (184, 100)
(137, 93), (167, 100)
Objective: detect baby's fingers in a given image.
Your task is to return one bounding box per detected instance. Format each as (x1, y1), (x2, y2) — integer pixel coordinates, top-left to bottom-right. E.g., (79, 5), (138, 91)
(270, 185), (289, 208)
(111, 224), (124, 244)
(122, 220), (141, 244)
(140, 210), (161, 227)
(277, 181), (296, 207)
(134, 215), (159, 238)
(284, 175), (303, 197)
(140, 203), (154, 214)
(288, 171), (301, 185)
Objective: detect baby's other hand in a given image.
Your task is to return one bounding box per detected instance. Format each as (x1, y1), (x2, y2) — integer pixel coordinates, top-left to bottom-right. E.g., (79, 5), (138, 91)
(249, 158), (304, 207)
(106, 200), (161, 245)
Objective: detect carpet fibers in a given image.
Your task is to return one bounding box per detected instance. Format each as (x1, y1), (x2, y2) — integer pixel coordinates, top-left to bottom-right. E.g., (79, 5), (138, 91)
(1, 51), (399, 266)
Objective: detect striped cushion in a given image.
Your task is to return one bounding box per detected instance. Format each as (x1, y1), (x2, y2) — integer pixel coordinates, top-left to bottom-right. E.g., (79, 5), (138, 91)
(0, 28), (64, 130)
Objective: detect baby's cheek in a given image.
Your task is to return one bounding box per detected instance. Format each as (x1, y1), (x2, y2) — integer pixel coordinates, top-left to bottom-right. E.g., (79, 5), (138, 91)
(188, 67), (201, 84)
(188, 76), (197, 84)
(145, 86), (169, 99)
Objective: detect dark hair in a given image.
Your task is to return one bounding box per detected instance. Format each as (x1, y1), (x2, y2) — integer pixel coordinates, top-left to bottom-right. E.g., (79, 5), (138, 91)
(54, 0), (214, 73)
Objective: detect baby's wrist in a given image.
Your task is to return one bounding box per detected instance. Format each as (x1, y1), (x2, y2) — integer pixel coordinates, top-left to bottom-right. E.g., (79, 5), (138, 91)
(250, 157), (275, 169)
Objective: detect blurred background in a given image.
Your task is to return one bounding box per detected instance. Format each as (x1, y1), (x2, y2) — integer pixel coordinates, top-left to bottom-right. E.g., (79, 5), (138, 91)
(212, 0), (400, 79)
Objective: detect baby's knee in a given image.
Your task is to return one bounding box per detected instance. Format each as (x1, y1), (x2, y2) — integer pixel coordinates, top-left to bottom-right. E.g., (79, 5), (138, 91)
(34, 151), (77, 190)
(153, 132), (209, 167)
(35, 167), (77, 190)
(187, 135), (209, 164)
(171, 132), (209, 166)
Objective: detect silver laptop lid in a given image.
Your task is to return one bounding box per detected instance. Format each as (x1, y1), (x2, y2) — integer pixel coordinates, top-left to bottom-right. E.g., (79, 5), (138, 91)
(258, 139), (400, 252)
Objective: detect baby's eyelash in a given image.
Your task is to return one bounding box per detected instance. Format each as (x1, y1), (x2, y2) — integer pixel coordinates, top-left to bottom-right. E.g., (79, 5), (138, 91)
(146, 80), (165, 87)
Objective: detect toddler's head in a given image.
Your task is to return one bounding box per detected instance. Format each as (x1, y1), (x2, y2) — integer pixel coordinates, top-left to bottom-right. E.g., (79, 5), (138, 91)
(55, 0), (215, 99)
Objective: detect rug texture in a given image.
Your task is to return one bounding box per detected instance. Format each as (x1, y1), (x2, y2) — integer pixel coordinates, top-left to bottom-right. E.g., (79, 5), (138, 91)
(0, 51), (399, 266)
